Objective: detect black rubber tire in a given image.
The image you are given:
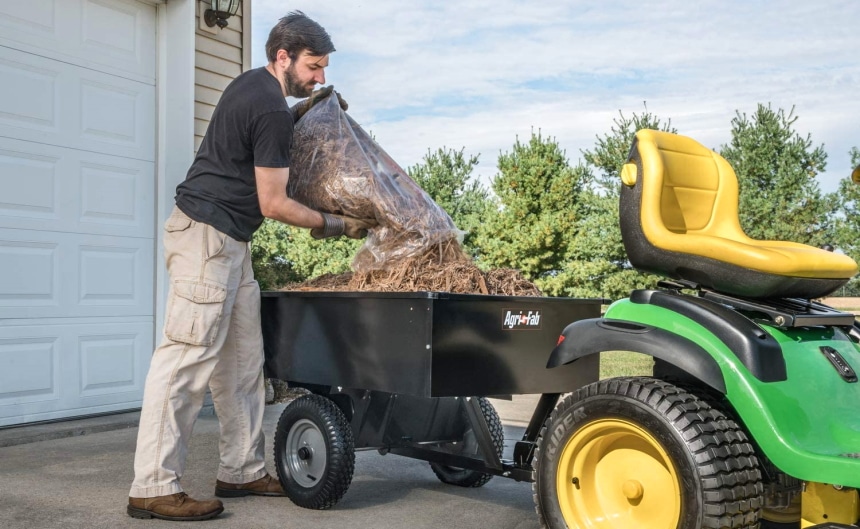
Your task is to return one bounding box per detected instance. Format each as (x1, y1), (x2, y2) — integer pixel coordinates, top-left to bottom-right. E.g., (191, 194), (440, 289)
(533, 377), (764, 529)
(429, 397), (504, 488)
(273, 394), (355, 510)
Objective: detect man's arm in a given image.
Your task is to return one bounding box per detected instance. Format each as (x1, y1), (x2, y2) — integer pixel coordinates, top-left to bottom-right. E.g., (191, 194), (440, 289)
(255, 166), (325, 229)
(256, 165), (377, 239)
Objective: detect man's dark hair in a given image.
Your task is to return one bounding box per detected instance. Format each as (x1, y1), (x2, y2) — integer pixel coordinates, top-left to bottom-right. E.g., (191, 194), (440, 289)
(265, 11), (335, 63)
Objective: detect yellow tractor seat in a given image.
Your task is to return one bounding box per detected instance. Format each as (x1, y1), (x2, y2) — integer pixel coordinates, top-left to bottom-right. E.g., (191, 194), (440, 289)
(619, 129), (857, 299)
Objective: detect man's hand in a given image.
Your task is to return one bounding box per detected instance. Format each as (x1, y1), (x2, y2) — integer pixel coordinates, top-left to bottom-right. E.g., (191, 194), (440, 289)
(311, 213), (377, 240)
(292, 85), (348, 121)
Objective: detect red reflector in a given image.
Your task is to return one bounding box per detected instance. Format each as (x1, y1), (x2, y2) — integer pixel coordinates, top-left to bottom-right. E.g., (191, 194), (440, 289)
(556, 335), (565, 346)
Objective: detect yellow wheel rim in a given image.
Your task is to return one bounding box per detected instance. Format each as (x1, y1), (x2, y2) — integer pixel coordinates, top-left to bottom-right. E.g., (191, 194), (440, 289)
(556, 418), (681, 528)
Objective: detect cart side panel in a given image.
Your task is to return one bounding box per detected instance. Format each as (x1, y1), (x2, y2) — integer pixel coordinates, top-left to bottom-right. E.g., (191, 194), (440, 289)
(262, 293), (434, 396)
(430, 296), (601, 396)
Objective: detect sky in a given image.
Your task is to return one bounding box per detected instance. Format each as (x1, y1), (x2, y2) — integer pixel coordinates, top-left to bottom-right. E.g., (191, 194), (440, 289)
(250, 1), (860, 194)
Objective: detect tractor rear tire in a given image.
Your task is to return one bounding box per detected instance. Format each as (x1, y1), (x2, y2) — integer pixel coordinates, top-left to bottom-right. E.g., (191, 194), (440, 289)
(273, 394), (355, 510)
(533, 377), (763, 529)
(429, 397), (504, 488)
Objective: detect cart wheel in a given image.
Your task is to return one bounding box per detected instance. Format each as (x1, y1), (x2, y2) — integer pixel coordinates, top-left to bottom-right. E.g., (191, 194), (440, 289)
(429, 397), (504, 488)
(533, 377), (763, 529)
(273, 394), (355, 510)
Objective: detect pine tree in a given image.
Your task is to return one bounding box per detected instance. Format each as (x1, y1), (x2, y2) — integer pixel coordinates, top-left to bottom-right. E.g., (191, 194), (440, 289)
(475, 130), (582, 291)
(832, 147), (860, 294)
(251, 219), (359, 290)
(719, 104), (835, 246)
(406, 147), (491, 257)
(574, 109), (676, 299)
(547, 110), (672, 300)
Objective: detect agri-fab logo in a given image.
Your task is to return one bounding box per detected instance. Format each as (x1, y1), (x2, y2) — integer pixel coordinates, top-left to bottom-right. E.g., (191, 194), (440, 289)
(502, 309), (542, 330)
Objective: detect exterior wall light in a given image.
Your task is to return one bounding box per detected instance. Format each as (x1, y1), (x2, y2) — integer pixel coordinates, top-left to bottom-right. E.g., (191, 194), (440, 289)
(204, 0), (240, 29)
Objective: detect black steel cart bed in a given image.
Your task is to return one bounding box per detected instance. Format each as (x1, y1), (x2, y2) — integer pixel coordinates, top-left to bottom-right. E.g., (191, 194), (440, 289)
(261, 290), (602, 509)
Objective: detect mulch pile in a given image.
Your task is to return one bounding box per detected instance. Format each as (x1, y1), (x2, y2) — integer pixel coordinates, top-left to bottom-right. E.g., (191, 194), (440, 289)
(281, 240), (541, 296)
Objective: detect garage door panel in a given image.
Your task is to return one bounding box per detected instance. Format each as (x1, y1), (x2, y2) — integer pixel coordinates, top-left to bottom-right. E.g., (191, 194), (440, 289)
(0, 240), (58, 306)
(0, 0), (58, 35)
(0, 46), (155, 161)
(80, 246), (140, 305)
(82, 0), (152, 71)
(0, 0), (155, 83)
(80, 160), (152, 229)
(0, 55), (59, 132)
(0, 320), (152, 426)
(0, 137), (154, 238)
(0, 229), (153, 319)
(79, 332), (141, 397)
(0, 336), (60, 405)
(80, 78), (147, 149)
(0, 147), (59, 220)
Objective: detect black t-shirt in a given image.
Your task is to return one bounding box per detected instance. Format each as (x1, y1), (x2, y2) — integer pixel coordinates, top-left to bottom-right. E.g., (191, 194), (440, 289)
(175, 67), (293, 242)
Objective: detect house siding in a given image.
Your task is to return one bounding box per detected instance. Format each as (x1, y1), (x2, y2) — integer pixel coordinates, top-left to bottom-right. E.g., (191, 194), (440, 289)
(194, 5), (249, 152)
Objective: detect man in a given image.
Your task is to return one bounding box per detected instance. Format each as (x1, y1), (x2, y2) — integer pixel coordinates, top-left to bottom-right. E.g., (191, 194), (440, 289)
(127, 12), (373, 521)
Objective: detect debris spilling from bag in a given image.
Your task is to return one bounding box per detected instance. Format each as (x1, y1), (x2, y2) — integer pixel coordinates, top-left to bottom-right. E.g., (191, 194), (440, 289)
(283, 93), (540, 296)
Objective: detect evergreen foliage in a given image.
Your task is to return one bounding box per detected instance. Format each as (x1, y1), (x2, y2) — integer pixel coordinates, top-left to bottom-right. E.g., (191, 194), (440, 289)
(719, 104), (835, 246)
(406, 147), (492, 257)
(567, 110), (674, 300)
(250, 219), (358, 290)
(474, 130), (582, 291)
(832, 147), (860, 294)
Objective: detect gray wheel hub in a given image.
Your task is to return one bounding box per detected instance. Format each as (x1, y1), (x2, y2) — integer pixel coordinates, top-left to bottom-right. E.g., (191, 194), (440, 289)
(285, 418), (326, 488)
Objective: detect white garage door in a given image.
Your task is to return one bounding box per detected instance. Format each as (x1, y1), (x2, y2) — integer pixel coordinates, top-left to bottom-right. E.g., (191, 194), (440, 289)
(0, 0), (156, 426)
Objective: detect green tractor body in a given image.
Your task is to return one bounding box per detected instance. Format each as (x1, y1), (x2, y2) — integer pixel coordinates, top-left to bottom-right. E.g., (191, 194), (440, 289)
(605, 297), (860, 488)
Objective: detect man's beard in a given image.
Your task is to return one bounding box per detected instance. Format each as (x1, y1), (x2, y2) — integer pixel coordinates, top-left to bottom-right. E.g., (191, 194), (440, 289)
(284, 63), (313, 98)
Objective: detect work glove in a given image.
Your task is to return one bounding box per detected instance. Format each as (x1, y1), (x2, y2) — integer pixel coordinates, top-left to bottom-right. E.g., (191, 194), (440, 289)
(311, 213), (377, 240)
(291, 85), (348, 121)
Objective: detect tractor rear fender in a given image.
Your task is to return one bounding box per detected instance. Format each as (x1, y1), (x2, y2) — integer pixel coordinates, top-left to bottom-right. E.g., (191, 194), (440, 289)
(547, 317), (726, 394)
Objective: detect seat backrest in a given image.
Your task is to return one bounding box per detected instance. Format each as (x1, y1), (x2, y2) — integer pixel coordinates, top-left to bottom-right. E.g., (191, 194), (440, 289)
(619, 129), (857, 299)
(622, 129), (744, 242)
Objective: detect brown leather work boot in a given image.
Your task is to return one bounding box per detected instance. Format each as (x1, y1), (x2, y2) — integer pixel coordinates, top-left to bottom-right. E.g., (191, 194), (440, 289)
(127, 492), (224, 521)
(214, 473), (285, 498)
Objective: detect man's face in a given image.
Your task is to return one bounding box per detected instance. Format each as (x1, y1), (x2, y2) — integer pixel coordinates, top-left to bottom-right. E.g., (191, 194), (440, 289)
(284, 51), (329, 98)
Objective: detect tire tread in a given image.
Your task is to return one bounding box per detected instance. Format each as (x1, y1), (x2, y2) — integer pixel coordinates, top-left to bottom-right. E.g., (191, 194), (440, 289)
(532, 377), (763, 529)
(429, 397), (504, 488)
(273, 394), (355, 510)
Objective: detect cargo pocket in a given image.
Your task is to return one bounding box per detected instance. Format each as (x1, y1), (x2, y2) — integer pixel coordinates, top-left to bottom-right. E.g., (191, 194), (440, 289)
(164, 279), (228, 346)
(164, 211), (193, 233)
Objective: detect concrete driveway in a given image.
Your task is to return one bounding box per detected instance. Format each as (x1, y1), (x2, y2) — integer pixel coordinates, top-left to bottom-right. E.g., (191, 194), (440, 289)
(0, 396), (544, 529)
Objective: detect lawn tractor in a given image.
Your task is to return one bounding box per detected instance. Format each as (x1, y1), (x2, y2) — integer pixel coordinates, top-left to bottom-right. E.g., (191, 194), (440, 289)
(261, 130), (860, 529)
(540, 129), (860, 528)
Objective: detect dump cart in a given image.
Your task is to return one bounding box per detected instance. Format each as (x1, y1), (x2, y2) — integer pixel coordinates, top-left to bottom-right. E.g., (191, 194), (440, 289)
(262, 291), (602, 509)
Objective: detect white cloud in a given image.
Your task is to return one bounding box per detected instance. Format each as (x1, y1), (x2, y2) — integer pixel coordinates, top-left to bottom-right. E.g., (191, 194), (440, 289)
(252, 0), (860, 192)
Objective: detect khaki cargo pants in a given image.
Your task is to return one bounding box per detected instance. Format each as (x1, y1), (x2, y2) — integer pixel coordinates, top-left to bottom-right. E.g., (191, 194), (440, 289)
(130, 206), (266, 498)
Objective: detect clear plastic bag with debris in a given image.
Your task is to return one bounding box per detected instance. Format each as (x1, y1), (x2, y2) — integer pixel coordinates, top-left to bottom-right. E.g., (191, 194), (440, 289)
(287, 93), (463, 273)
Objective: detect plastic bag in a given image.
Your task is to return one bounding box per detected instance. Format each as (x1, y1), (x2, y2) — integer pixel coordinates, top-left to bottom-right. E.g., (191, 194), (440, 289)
(288, 94), (463, 272)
